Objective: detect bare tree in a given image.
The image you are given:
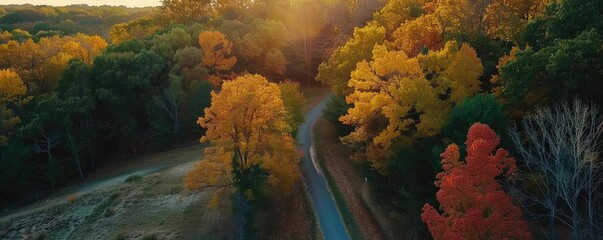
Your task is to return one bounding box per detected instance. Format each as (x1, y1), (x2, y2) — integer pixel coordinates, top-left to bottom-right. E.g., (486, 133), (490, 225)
(509, 99), (603, 240)
(154, 75), (183, 145)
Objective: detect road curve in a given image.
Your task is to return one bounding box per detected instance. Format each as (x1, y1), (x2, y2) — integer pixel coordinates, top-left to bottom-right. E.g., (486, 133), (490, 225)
(297, 94), (350, 240)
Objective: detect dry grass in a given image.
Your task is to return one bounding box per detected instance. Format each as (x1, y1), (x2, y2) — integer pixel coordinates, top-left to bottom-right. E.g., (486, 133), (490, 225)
(313, 119), (406, 240)
(257, 182), (322, 240)
(0, 145), (232, 240)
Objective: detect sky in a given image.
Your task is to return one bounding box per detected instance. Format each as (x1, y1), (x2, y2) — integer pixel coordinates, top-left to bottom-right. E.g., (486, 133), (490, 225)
(2, 0), (162, 8)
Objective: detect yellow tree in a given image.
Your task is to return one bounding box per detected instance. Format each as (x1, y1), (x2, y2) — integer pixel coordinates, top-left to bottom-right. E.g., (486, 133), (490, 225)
(418, 41), (483, 103)
(73, 33), (108, 64)
(0, 69), (28, 145)
(43, 53), (73, 91)
(199, 31), (237, 87)
(110, 23), (132, 44)
(184, 74), (300, 200)
(62, 41), (87, 61)
(434, 0), (492, 37)
(372, 0), (427, 35)
(340, 42), (483, 173)
(393, 14), (444, 57)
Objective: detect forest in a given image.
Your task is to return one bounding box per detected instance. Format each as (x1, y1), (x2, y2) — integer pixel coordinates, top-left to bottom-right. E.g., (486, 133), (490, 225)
(0, 0), (602, 239)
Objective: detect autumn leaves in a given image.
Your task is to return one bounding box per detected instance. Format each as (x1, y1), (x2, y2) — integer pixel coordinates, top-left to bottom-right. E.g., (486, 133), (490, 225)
(184, 75), (303, 200)
(340, 41), (483, 173)
(422, 124), (530, 240)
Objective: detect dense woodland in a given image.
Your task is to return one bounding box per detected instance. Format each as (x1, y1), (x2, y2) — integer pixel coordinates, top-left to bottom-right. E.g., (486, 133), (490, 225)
(1, 0), (602, 239)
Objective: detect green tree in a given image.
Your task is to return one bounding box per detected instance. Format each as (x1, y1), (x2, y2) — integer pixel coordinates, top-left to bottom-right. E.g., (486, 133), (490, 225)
(442, 94), (508, 146)
(161, 0), (212, 23)
(92, 49), (166, 154)
(56, 59), (97, 171)
(500, 0), (603, 107)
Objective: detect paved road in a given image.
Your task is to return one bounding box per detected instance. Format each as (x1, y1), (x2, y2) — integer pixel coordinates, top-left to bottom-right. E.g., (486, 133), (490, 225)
(297, 95), (350, 240)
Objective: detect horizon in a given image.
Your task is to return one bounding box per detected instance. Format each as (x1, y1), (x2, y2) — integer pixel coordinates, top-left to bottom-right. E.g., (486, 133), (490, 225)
(1, 0), (162, 8)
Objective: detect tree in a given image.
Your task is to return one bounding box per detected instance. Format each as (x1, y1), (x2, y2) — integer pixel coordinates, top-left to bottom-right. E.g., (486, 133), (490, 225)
(237, 19), (288, 77)
(443, 94), (508, 146)
(434, 0), (486, 38)
(56, 59), (97, 171)
(19, 92), (92, 181)
(340, 42), (483, 173)
(172, 46), (209, 86)
(316, 24), (385, 95)
(372, 0), (425, 35)
(92, 49), (166, 155)
(339, 44), (437, 173)
(278, 80), (306, 134)
(151, 27), (193, 60)
(0, 69), (27, 145)
(501, 30), (603, 107)
(393, 14), (443, 57)
(198, 31), (237, 87)
(152, 74), (183, 145)
(109, 23), (132, 44)
(184, 74), (300, 199)
(509, 99), (603, 239)
(482, 0), (548, 42)
(161, 0), (212, 23)
(499, 0), (603, 107)
(422, 123), (531, 240)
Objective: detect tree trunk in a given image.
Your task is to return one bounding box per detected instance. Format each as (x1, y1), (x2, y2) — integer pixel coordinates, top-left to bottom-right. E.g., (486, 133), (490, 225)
(571, 198), (580, 240)
(66, 130), (84, 180)
(549, 207), (556, 240)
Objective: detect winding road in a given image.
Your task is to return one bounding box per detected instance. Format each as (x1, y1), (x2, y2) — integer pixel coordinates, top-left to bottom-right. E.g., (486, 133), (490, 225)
(297, 95), (351, 240)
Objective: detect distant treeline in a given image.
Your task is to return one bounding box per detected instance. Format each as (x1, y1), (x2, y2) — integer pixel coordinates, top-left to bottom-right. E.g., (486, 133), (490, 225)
(0, 4), (156, 39)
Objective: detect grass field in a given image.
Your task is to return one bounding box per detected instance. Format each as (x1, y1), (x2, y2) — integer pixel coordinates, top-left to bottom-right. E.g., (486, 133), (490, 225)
(0, 144), (236, 239)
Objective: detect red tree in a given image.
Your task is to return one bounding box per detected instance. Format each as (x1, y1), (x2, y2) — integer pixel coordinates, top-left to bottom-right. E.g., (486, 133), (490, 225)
(421, 123), (531, 240)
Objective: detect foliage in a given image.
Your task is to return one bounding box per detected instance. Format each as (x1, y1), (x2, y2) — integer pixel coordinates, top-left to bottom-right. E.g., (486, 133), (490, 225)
(236, 19), (288, 76)
(442, 94), (508, 146)
(422, 123), (530, 240)
(161, 0), (212, 23)
(393, 14), (443, 57)
(316, 24), (385, 95)
(198, 31), (237, 86)
(184, 74), (300, 199)
(499, 0), (603, 109)
(501, 30), (603, 106)
(372, 0), (425, 35)
(0, 69), (27, 145)
(0, 5), (155, 38)
(278, 81), (306, 134)
(340, 42), (483, 173)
